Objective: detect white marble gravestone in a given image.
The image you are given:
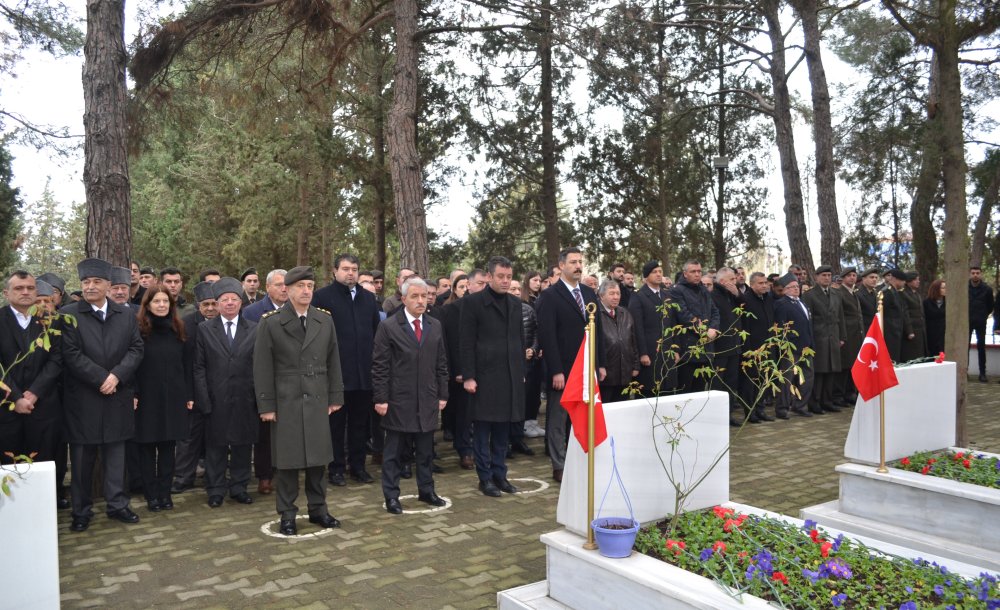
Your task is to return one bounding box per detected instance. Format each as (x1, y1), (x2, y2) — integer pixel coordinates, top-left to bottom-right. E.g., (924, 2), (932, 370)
(0, 461), (59, 610)
(556, 391), (730, 537)
(844, 361), (956, 465)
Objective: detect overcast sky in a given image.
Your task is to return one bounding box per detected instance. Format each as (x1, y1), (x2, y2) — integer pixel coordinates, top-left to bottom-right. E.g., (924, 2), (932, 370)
(2, 4), (996, 268)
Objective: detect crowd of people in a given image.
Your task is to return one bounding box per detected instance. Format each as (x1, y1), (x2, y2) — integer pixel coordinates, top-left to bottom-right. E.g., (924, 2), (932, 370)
(0, 249), (979, 536)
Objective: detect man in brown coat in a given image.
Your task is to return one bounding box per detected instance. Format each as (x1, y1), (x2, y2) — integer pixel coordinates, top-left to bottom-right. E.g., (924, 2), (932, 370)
(372, 278), (449, 514)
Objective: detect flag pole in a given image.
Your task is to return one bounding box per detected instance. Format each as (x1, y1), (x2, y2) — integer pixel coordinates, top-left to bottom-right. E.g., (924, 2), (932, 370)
(876, 290), (888, 473)
(584, 302), (598, 550)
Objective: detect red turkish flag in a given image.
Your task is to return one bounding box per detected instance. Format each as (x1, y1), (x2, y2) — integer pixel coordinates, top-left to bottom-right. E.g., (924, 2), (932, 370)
(851, 317), (899, 401)
(561, 331), (608, 452)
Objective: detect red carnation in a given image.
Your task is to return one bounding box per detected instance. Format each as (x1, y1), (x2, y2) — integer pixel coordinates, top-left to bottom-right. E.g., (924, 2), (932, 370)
(920, 465), (931, 475)
(963, 459), (971, 469)
(820, 541), (833, 557)
(934, 352), (945, 363)
(772, 571), (789, 585)
(712, 540), (726, 554)
(713, 506), (734, 519)
(901, 457), (911, 466)
(955, 452), (964, 460)
(665, 539), (685, 555)
(809, 529), (821, 543)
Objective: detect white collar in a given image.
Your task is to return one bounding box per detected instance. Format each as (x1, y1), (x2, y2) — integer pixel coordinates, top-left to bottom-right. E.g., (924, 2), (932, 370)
(404, 309), (423, 327)
(90, 300), (108, 316)
(9, 306), (30, 329)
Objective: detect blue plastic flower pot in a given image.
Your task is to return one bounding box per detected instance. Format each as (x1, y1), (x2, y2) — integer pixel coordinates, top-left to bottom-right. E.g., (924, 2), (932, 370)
(591, 517), (640, 558)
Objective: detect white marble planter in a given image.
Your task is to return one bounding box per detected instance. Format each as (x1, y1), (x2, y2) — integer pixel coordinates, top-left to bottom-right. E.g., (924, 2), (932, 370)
(803, 456), (1000, 572)
(499, 502), (994, 609)
(0, 461), (60, 610)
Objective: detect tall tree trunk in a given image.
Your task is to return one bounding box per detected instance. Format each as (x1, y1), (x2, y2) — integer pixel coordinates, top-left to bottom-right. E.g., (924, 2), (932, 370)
(386, 0), (429, 275)
(911, 51), (942, 284)
(373, 85), (389, 273)
(83, 0), (131, 267)
(713, 19), (727, 270)
(792, 0), (840, 267)
(935, 0), (970, 446)
(539, 0), (560, 268)
(969, 161), (1000, 268)
(762, 0), (814, 273)
(296, 178), (308, 266)
(654, 0), (671, 269)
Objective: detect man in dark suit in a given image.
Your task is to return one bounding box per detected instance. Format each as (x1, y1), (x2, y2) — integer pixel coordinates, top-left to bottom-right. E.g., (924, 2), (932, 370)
(710, 267), (748, 426)
(535, 247), (606, 483)
(970, 266), (995, 381)
(857, 268), (880, 332)
(669, 260), (720, 393)
(628, 260), (677, 396)
(881, 268), (913, 362)
(801, 265), (847, 415)
(254, 266), (344, 536)
(773, 273), (814, 418)
(194, 278), (258, 508)
(460, 256), (525, 497)
(242, 269), (287, 494)
(172, 281), (219, 494)
(240, 267), (261, 306)
(312, 254), (382, 486)
(607, 262), (631, 309)
(372, 278), (449, 514)
(740, 272), (778, 418)
(59, 258), (145, 532)
(0, 271), (63, 503)
(835, 268), (863, 408)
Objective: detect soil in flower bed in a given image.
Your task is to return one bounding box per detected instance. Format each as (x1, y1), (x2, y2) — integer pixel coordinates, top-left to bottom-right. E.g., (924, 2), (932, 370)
(595, 522), (633, 530)
(893, 450), (1000, 489)
(635, 506), (1000, 609)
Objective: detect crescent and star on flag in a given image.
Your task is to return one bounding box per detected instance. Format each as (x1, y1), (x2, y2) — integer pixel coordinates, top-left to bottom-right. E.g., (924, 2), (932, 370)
(856, 337), (880, 372)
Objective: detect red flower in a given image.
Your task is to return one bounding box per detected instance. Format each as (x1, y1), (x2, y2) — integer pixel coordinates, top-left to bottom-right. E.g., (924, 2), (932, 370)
(901, 457), (911, 466)
(722, 514), (748, 533)
(713, 506), (735, 519)
(934, 351), (945, 363)
(820, 541), (833, 557)
(809, 529), (821, 543)
(738, 551), (748, 560)
(920, 465), (931, 475)
(963, 459), (971, 469)
(927, 458), (937, 465)
(712, 540), (726, 554)
(954, 452), (964, 460)
(772, 571), (789, 585)
(665, 539), (685, 555)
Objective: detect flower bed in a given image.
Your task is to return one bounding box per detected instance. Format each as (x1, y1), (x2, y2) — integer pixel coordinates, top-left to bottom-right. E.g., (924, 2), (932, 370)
(635, 506), (1000, 609)
(894, 450), (1000, 489)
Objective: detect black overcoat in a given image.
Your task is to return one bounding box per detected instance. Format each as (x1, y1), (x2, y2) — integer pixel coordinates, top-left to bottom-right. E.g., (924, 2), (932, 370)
(741, 290), (776, 353)
(312, 281), (381, 391)
(924, 297), (946, 356)
(460, 288), (525, 422)
(598, 306), (639, 386)
(58, 300), (144, 444)
(773, 297), (814, 355)
(802, 286), (846, 373)
(900, 288), (928, 361)
(134, 319), (192, 443)
(880, 287), (911, 362)
(836, 286), (864, 371)
(536, 281), (605, 387)
(0, 307), (62, 418)
(668, 280), (720, 363)
(371, 311), (449, 433)
(194, 315), (258, 446)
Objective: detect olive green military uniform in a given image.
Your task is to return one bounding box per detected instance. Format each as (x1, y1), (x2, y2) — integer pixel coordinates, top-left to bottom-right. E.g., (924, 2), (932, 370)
(254, 302), (345, 519)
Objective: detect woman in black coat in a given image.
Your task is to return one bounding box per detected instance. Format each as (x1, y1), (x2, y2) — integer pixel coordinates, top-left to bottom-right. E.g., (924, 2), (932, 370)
(924, 279), (946, 357)
(134, 288), (193, 512)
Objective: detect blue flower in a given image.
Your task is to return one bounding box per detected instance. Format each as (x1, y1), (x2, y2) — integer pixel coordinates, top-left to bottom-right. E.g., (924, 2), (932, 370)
(802, 519), (817, 531)
(832, 533), (845, 552)
(802, 568), (820, 584)
(832, 593), (847, 607)
(699, 548), (713, 561)
(818, 559), (853, 580)
(752, 549), (774, 575)
(905, 586), (913, 593)
(934, 585), (944, 596)
(898, 602), (917, 610)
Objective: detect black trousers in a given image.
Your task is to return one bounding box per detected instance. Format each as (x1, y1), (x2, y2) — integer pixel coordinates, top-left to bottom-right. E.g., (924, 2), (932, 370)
(473, 420), (509, 482)
(709, 352), (741, 411)
(810, 372), (837, 411)
(599, 383), (627, 404)
(328, 390), (373, 475)
(524, 359), (542, 420)
(125, 441), (143, 493)
(70, 441), (128, 519)
(0, 411), (61, 493)
(274, 466), (327, 520)
(677, 362), (709, 394)
(450, 383), (473, 458)
(971, 322), (988, 376)
(173, 410), (205, 487)
(382, 430), (434, 500)
(836, 369), (858, 406)
(779, 360), (814, 413)
(254, 420), (273, 481)
(138, 440), (176, 502)
(205, 443), (252, 497)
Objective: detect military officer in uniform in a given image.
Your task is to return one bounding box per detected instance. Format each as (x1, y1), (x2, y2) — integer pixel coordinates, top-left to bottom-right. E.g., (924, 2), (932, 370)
(253, 266), (344, 536)
(881, 268), (913, 362)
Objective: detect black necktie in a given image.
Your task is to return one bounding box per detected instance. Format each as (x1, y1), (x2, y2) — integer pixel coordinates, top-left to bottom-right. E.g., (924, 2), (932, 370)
(300, 315), (307, 332)
(226, 320), (235, 347)
(96, 310), (105, 322)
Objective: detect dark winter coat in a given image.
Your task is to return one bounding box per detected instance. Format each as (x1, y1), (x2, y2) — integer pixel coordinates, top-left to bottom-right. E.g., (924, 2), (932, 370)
(900, 287), (928, 361)
(58, 300), (144, 444)
(969, 281), (994, 325)
(312, 280), (381, 391)
(460, 287), (525, 423)
(857, 287), (878, 332)
(253, 304), (344, 469)
(924, 297), (946, 356)
(535, 280), (605, 386)
(836, 286), (864, 371)
(0, 306), (62, 419)
(628, 285), (675, 361)
(372, 311), (449, 433)
(880, 287), (911, 362)
(598, 305), (639, 386)
(194, 315), (258, 446)
(741, 289), (776, 354)
(802, 285), (847, 373)
(669, 280), (720, 363)
(773, 296), (814, 356)
(710, 286), (744, 355)
(134, 316), (192, 443)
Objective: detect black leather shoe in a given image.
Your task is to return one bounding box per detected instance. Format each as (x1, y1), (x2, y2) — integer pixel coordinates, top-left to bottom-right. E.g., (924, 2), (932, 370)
(729, 417), (743, 427)
(823, 405), (842, 413)
(979, 374), (988, 383)
(775, 410), (790, 420)
(350, 470), (375, 484)
(385, 498), (403, 514)
(418, 491), (447, 507)
(400, 464), (412, 479)
(309, 513), (341, 528)
(170, 482), (192, 494)
(159, 496), (174, 510)
(808, 407), (825, 415)
(748, 415), (762, 424)
(328, 472), (347, 487)
(279, 518), (297, 536)
(792, 408), (813, 418)
(479, 480), (502, 497)
(208, 495), (224, 508)
(70, 517), (90, 532)
(511, 440), (535, 456)
(107, 507), (140, 524)
(57, 497), (71, 510)
(493, 478), (517, 494)
(757, 412), (775, 422)
(231, 492), (254, 505)
(146, 499), (162, 512)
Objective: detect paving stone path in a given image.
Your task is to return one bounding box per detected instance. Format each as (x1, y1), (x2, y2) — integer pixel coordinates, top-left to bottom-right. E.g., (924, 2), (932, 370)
(57, 382), (1000, 608)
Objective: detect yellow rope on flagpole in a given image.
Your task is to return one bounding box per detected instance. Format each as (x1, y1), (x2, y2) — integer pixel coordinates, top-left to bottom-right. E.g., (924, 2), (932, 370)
(584, 302), (598, 550)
